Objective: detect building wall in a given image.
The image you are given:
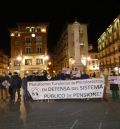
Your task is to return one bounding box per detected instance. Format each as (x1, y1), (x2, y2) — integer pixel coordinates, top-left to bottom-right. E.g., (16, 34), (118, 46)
(54, 21), (88, 73)
(9, 23), (48, 76)
(0, 51), (9, 75)
(87, 51), (99, 76)
(98, 15), (120, 75)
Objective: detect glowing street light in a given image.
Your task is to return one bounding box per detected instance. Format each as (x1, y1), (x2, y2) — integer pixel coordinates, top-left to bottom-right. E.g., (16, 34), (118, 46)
(48, 62), (51, 65)
(17, 56), (22, 61)
(31, 33), (35, 37)
(44, 55), (49, 61)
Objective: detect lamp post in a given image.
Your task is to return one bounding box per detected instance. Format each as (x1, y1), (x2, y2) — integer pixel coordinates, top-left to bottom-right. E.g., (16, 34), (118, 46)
(44, 55), (49, 71)
(81, 56), (91, 72)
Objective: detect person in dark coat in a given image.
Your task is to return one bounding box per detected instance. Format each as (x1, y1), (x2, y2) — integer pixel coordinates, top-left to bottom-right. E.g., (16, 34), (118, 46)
(0, 72), (9, 100)
(110, 71), (119, 100)
(11, 72), (22, 102)
(22, 74), (29, 100)
(7, 73), (13, 101)
(80, 71), (89, 79)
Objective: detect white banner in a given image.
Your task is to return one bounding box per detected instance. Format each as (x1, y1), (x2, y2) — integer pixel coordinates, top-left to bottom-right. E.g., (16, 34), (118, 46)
(27, 78), (104, 100)
(108, 76), (120, 84)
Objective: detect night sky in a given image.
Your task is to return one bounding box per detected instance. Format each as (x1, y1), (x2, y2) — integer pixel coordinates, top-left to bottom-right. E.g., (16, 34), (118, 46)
(0, 1), (120, 56)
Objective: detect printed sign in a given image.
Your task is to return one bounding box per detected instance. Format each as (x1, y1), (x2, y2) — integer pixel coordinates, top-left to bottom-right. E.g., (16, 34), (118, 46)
(108, 76), (120, 84)
(27, 78), (104, 100)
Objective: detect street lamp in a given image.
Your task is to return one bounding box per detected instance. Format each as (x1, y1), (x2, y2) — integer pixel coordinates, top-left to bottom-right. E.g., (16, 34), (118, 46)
(81, 56), (91, 72)
(44, 55), (49, 70)
(17, 56), (22, 61)
(44, 55), (49, 61)
(48, 62), (51, 66)
(31, 33), (35, 37)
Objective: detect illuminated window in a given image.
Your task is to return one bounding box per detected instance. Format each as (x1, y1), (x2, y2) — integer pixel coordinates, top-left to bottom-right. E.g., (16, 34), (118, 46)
(36, 59), (43, 65)
(41, 28), (46, 33)
(36, 36), (42, 44)
(26, 27), (30, 32)
(11, 33), (15, 36)
(79, 29), (83, 37)
(37, 27), (40, 32)
(15, 33), (19, 37)
(31, 27), (35, 32)
(25, 59), (32, 65)
(14, 61), (20, 66)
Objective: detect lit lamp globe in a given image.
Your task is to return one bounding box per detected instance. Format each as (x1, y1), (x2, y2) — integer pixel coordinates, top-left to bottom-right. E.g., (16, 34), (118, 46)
(17, 56), (22, 61)
(32, 33), (35, 37)
(44, 55), (49, 60)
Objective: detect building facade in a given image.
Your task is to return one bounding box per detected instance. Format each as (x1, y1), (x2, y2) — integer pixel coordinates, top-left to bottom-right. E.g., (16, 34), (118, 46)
(53, 21), (88, 73)
(0, 51), (9, 75)
(9, 23), (48, 76)
(98, 15), (120, 75)
(87, 44), (99, 77)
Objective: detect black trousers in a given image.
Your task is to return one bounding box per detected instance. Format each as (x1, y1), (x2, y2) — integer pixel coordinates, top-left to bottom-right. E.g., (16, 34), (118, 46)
(12, 88), (21, 101)
(9, 87), (13, 100)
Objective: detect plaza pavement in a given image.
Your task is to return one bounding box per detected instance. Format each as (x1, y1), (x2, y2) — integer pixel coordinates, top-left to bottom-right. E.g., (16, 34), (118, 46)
(0, 95), (120, 129)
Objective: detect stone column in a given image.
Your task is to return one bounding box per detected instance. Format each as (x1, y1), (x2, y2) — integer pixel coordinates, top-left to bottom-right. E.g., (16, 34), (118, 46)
(73, 21), (83, 71)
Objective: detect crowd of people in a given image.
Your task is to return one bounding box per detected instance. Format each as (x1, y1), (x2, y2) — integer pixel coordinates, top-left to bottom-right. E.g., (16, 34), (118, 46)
(0, 67), (119, 103)
(0, 67), (90, 102)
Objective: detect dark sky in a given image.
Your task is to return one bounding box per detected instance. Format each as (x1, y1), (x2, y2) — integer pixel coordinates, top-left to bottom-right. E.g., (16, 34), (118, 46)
(0, 1), (120, 55)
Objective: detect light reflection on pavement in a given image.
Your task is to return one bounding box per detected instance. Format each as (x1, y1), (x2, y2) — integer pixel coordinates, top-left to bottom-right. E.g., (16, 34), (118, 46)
(0, 88), (120, 129)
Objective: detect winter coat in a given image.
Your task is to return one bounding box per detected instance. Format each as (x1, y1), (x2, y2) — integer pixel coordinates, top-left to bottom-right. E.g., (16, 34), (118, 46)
(80, 74), (89, 79)
(11, 75), (22, 88)
(22, 77), (28, 89)
(1, 75), (11, 88)
(110, 84), (119, 90)
(0, 76), (2, 87)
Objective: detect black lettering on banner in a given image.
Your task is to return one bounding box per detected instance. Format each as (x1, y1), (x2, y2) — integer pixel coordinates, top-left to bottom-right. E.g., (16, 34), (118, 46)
(42, 88), (47, 91)
(71, 87), (79, 90)
(48, 87), (71, 91)
(79, 85), (103, 90)
(73, 92), (102, 98)
(44, 93), (65, 99)
(71, 82), (76, 85)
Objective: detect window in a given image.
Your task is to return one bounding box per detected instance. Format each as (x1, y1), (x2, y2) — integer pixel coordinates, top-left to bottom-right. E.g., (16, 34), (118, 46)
(26, 27), (30, 32)
(31, 27), (35, 33)
(25, 47), (31, 54)
(79, 29), (83, 36)
(37, 47), (42, 53)
(37, 27), (40, 32)
(36, 36), (42, 44)
(25, 36), (31, 44)
(25, 59), (32, 65)
(15, 32), (19, 37)
(14, 61), (20, 66)
(15, 47), (21, 56)
(92, 61), (95, 64)
(36, 59), (43, 65)
(15, 41), (19, 46)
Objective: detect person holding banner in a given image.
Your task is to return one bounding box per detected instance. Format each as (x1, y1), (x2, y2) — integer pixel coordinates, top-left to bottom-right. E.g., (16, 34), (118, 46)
(71, 67), (81, 80)
(22, 74), (29, 101)
(110, 71), (119, 101)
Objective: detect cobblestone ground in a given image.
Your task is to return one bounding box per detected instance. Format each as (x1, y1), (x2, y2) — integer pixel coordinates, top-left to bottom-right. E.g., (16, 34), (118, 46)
(0, 95), (120, 129)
